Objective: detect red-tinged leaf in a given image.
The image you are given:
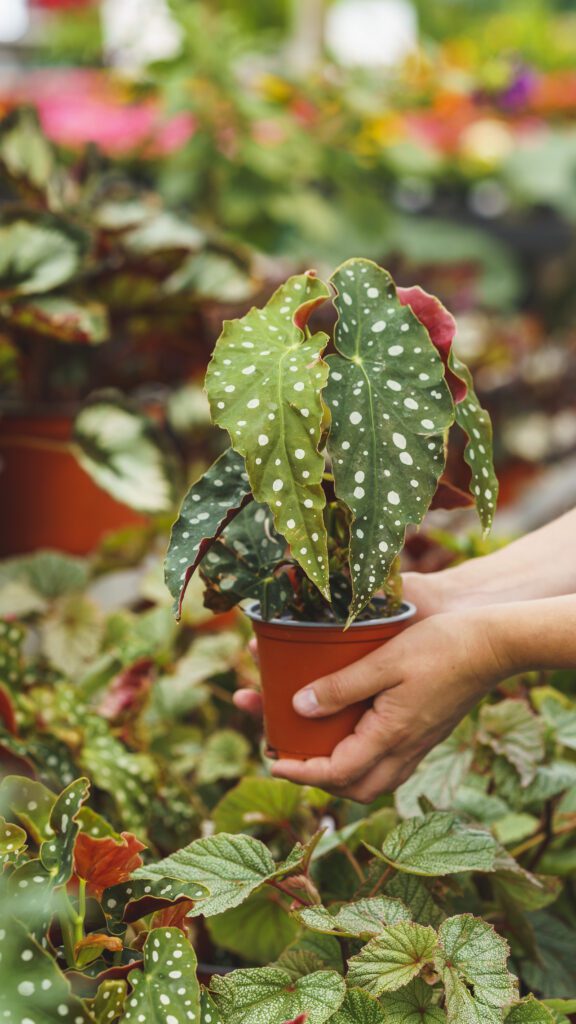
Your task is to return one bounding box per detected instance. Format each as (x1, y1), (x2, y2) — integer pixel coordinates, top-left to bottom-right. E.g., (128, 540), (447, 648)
(0, 683), (17, 734)
(74, 932), (123, 968)
(152, 898), (195, 932)
(397, 285), (467, 404)
(75, 829), (147, 899)
(283, 1016), (308, 1024)
(98, 658), (154, 721)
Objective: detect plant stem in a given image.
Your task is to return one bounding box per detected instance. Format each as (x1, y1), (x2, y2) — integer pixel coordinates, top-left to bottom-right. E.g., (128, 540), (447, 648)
(338, 843), (365, 883)
(268, 878), (312, 907)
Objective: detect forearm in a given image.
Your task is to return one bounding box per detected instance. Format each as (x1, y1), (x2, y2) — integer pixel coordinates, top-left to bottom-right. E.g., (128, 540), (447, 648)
(484, 594), (576, 675)
(435, 509), (576, 606)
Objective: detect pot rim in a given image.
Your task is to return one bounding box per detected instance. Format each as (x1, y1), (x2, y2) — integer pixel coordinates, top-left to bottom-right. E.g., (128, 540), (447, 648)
(242, 598), (417, 629)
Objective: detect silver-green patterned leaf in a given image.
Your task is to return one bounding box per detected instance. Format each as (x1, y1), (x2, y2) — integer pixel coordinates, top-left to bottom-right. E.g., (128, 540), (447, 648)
(296, 896), (411, 939)
(347, 922), (438, 996)
(165, 449), (253, 616)
(119, 928), (200, 1024)
(133, 833), (278, 918)
(372, 811), (498, 877)
(210, 967), (346, 1024)
(449, 353), (498, 531)
(330, 989), (387, 1023)
(205, 272), (331, 599)
(434, 915), (518, 1024)
(380, 979), (447, 1023)
(326, 259), (453, 620)
(505, 997), (555, 1023)
(385, 874), (446, 928)
(479, 700), (545, 787)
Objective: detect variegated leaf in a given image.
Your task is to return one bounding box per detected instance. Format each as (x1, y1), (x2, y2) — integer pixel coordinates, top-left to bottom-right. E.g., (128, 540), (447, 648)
(372, 811), (498, 877)
(210, 967), (346, 1024)
(120, 928), (200, 1024)
(347, 921), (438, 996)
(434, 915), (518, 1023)
(449, 353), (498, 532)
(165, 448), (253, 616)
(380, 978), (447, 1022)
(0, 815), (27, 865)
(296, 896), (411, 939)
(326, 259), (454, 621)
(41, 776), (90, 885)
(330, 989), (387, 1023)
(205, 272), (331, 600)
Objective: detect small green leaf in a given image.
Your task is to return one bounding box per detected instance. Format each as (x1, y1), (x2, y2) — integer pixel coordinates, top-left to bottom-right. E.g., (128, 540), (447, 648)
(0, 774), (55, 843)
(80, 728), (156, 835)
(197, 730), (251, 785)
(213, 778), (304, 834)
(74, 396), (181, 515)
(330, 988), (388, 1023)
(206, 271), (332, 599)
(505, 997), (555, 1023)
(347, 921), (437, 996)
(380, 978), (447, 1022)
(520, 911), (576, 999)
(395, 722), (475, 817)
(374, 811), (498, 876)
(479, 700), (545, 786)
(93, 981), (127, 1023)
(449, 353), (498, 531)
(120, 928), (200, 1024)
(165, 449), (253, 615)
(207, 887), (299, 964)
(0, 916), (93, 1021)
(385, 873), (445, 928)
(0, 213), (86, 297)
(133, 833), (279, 917)
(210, 967), (346, 1024)
(326, 259), (453, 620)
(296, 896), (411, 939)
(200, 991), (221, 1023)
(434, 915), (518, 1023)
(0, 815), (27, 865)
(40, 776), (90, 885)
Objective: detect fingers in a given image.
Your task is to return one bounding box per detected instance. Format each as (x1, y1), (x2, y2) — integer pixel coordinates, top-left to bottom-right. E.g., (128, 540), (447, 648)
(272, 705), (397, 790)
(292, 641), (404, 718)
(233, 688), (263, 718)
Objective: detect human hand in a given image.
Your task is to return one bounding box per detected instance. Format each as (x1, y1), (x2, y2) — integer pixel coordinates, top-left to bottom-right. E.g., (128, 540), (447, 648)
(235, 606), (512, 802)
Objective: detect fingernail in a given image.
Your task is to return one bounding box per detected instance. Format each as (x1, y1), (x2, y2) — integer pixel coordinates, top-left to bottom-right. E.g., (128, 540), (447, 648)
(293, 687), (319, 716)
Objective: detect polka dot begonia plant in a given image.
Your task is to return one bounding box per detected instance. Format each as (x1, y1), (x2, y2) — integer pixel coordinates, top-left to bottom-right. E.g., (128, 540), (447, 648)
(165, 258), (498, 625)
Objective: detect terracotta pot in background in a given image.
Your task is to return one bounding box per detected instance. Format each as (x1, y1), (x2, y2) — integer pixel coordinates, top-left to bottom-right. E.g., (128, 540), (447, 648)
(245, 601), (416, 760)
(0, 413), (147, 557)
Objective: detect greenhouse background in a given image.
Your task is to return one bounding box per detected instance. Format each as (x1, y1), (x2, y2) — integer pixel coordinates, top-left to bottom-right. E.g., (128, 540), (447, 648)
(0, 1), (576, 1020)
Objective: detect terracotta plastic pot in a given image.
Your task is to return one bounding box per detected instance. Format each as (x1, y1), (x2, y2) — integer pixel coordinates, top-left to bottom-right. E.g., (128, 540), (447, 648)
(244, 601), (416, 760)
(0, 413), (147, 557)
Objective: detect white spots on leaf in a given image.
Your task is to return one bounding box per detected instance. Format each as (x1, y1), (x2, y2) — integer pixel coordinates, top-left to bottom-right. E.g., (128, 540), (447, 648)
(354, 471), (365, 483)
(379, 541), (389, 553)
(371, 321), (386, 333)
(367, 287), (379, 298)
(294, 382), (305, 392)
(388, 491), (400, 505)
(247, 398), (259, 409)
(388, 345), (403, 356)
(301, 408), (309, 417)
(294, 449), (305, 460)
(272, 479), (283, 492)
(387, 380), (401, 391)
(404, 398), (418, 410)
(331, 372), (342, 382)
(419, 372), (430, 381)
(350, 411), (362, 425)
(354, 486), (365, 499)
(287, 518), (296, 529)
(304, 499), (313, 508)
(342, 441), (350, 450)
(400, 452), (413, 465)
(258, 434), (269, 446)
(224, 384), (235, 393)
(421, 419), (435, 430)
(342, 292), (352, 305)
(392, 432), (406, 449)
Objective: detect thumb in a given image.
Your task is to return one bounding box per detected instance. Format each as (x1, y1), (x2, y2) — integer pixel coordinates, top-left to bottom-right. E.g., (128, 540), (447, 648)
(292, 641), (403, 718)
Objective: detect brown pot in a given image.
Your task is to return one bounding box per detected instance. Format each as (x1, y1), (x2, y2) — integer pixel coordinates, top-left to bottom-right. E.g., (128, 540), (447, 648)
(245, 601), (416, 760)
(0, 413), (147, 557)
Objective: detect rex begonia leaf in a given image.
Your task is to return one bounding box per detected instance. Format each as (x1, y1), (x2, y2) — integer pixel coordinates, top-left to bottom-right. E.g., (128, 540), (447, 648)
(0, 916), (93, 1022)
(296, 896), (411, 939)
(479, 700), (545, 787)
(434, 915), (518, 1024)
(40, 777), (90, 885)
(119, 928), (200, 1024)
(133, 833), (279, 918)
(380, 978), (447, 1023)
(449, 352), (498, 531)
(347, 921), (438, 996)
(325, 259), (453, 620)
(165, 448), (253, 616)
(505, 997), (555, 1023)
(0, 214), (86, 298)
(199, 501), (292, 619)
(205, 271), (332, 600)
(330, 989), (387, 1023)
(373, 811), (498, 877)
(0, 815), (27, 865)
(395, 721), (475, 818)
(210, 967), (346, 1024)
(385, 874), (446, 929)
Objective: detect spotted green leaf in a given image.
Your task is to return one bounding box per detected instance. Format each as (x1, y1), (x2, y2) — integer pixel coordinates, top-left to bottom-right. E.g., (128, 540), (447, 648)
(80, 728), (156, 835)
(326, 259), (453, 621)
(120, 928), (200, 1024)
(40, 777), (90, 885)
(0, 775), (55, 843)
(434, 915), (518, 1024)
(296, 896), (411, 939)
(505, 997), (555, 1023)
(347, 922), (438, 996)
(200, 991), (222, 1023)
(103, 878), (209, 935)
(479, 700), (545, 787)
(0, 915), (93, 1021)
(372, 811), (498, 877)
(133, 833), (281, 918)
(379, 978), (447, 1022)
(0, 815), (27, 865)
(93, 981), (127, 1023)
(330, 989), (387, 1023)
(205, 272), (332, 599)
(165, 448), (253, 617)
(449, 353), (498, 531)
(210, 967), (346, 1024)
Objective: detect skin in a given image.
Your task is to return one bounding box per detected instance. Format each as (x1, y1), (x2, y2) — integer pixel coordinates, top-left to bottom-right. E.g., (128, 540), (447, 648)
(234, 510), (576, 802)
